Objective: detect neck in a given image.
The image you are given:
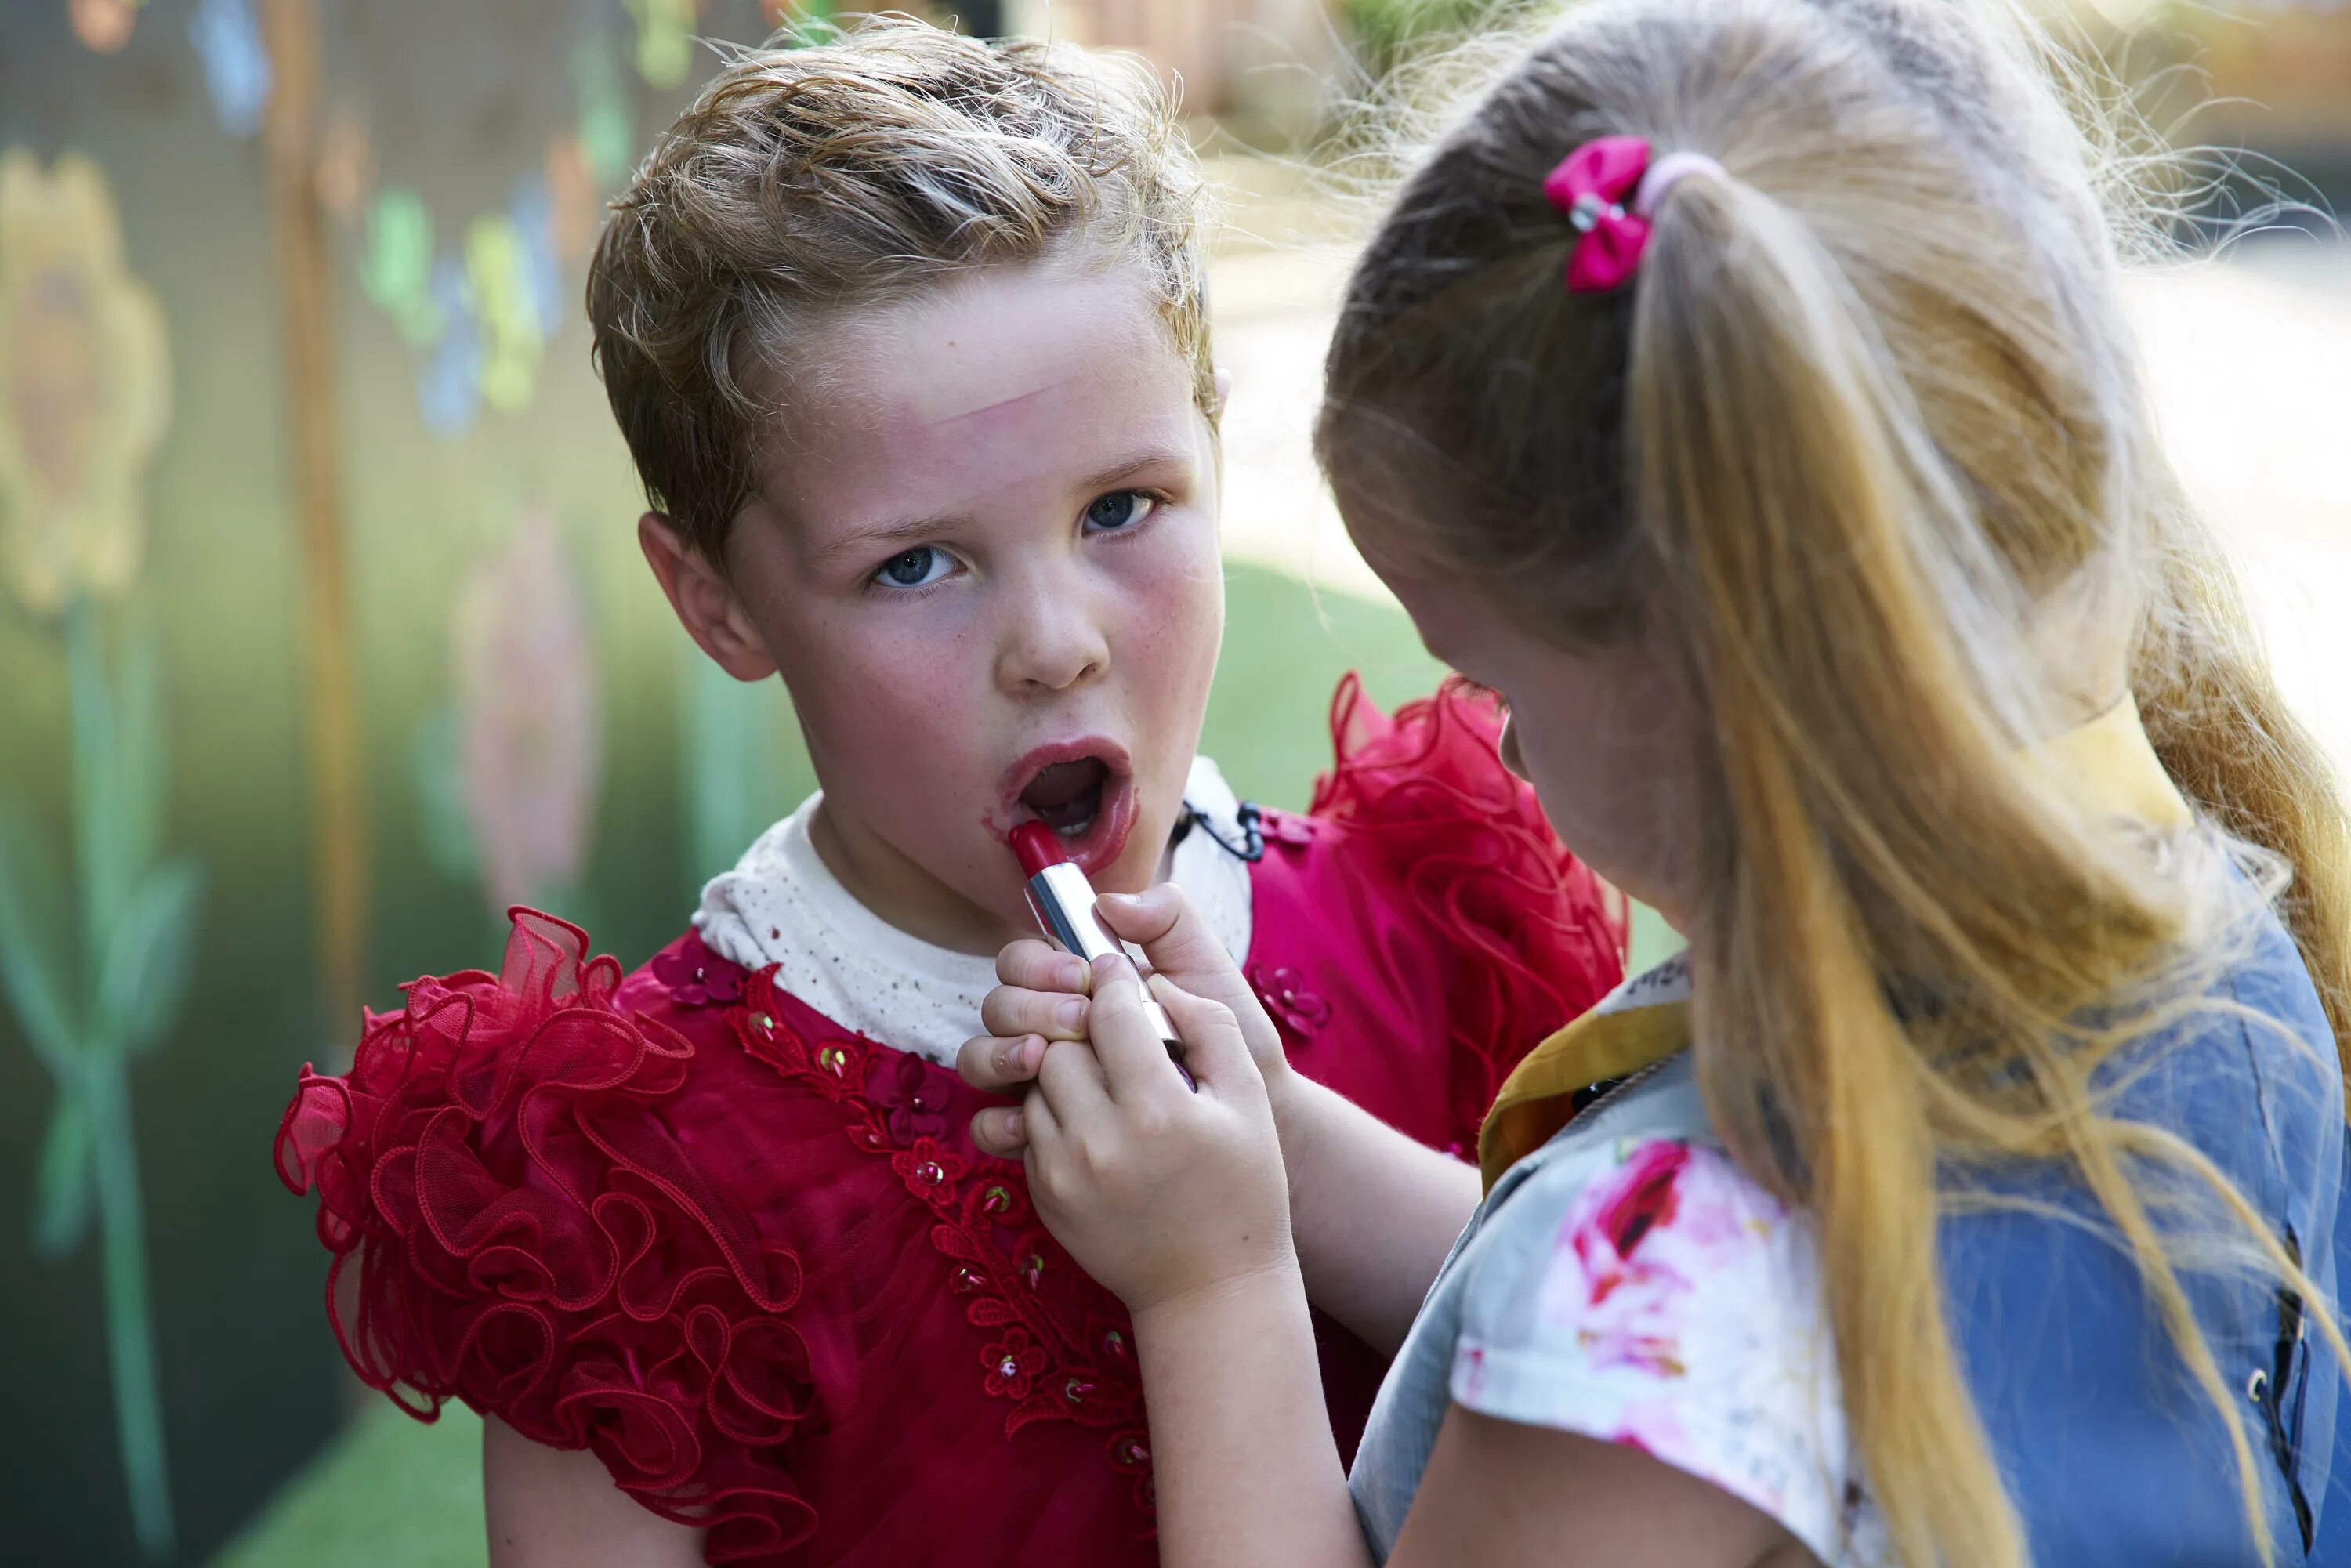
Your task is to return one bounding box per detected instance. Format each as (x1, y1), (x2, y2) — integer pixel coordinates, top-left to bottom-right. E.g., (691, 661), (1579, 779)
(806, 799), (1032, 958)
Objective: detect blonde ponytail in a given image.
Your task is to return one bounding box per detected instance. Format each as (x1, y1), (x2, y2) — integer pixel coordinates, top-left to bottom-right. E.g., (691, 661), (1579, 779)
(1629, 172), (2027, 1565)
(1628, 165), (2262, 1568)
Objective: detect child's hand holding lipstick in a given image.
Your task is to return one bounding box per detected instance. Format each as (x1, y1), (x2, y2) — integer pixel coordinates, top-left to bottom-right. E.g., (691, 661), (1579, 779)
(961, 881), (1309, 1320)
(960, 883), (1302, 1159)
(968, 948), (1297, 1323)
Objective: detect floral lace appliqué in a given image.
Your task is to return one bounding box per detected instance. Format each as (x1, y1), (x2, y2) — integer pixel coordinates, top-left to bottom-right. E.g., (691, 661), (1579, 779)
(650, 932), (745, 1008)
(1249, 962), (1331, 1041)
(726, 966), (1157, 1520)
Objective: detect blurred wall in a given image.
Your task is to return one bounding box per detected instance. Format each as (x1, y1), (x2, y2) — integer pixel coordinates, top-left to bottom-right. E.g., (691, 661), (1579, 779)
(0, 5), (821, 1563)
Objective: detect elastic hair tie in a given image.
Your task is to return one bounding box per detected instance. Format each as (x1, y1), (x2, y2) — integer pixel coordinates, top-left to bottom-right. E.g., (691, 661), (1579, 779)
(1542, 136), (1727, 294)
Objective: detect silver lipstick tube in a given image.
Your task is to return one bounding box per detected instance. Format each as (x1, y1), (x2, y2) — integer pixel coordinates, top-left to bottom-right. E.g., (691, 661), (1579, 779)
(1023, 862), (1184, 1053)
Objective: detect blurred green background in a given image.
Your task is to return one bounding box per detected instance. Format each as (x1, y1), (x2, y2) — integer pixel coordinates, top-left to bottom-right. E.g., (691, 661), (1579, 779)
(0, 2), (2342, 1565)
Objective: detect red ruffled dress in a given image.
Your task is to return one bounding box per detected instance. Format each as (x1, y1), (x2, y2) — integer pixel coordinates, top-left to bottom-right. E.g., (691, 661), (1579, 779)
(276, 678), (1625, 1566)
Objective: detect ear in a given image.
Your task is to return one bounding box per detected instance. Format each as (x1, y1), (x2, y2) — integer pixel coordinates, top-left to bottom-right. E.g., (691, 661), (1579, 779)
(637, 512), (778, 682)
(1213, 367), (1233, 413)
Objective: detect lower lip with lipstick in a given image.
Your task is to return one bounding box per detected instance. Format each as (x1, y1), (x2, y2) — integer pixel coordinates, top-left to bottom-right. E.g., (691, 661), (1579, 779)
(1010, 821), (1194, 1088)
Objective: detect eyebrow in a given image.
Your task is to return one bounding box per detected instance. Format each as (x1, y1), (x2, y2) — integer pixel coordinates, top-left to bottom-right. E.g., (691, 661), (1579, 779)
(810, 512), (957, 572)
(810, 445), (1197, 570)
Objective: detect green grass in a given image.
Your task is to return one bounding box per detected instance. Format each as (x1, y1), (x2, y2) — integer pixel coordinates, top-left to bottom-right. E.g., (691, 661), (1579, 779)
(1338, 0), (1528, 74)
(213, 565), (1668, 1567)
(208, 1403), (487, 1568)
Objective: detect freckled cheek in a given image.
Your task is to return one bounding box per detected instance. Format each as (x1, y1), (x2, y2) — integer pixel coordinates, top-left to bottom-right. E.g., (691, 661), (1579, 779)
(774, 613), (999, 805)
(1117, 579), (1209, 668)
(1110, 528), (1223, 687)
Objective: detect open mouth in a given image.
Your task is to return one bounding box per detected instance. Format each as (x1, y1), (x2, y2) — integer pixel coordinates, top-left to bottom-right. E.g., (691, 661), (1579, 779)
(1019, 756), (1111, 838)
(1002, 741), (1138, 878)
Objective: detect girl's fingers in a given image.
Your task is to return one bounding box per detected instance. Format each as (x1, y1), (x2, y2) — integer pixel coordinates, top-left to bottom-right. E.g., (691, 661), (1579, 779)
(957, 1032), (1045, 1095)
(1020, 1081), (1061, 1157)
(1094, 884), (1224, 979)
(981, 983), (1090, 1043)
(1148, 975), (1255, 1095)
(969, 1103), (1029, 1159)
(1097, 884), (1286, 1075)
(1034, 1034), (1113, 1125)
(995, 937), (1091, 995)
(1087, 954), (1189, 1103)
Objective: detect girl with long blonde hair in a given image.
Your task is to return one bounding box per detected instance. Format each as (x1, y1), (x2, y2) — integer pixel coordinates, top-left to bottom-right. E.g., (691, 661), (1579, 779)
(955, 0), (2351, 1561)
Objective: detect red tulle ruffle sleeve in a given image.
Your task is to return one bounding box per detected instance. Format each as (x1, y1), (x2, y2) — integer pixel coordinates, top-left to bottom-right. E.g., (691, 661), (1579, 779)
(1309, 674), (1628, 1145)
(273, 910), (817, 1562)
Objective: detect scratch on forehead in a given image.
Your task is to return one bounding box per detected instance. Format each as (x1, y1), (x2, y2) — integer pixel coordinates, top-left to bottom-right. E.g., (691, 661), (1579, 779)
(912, 369), (1085, 431)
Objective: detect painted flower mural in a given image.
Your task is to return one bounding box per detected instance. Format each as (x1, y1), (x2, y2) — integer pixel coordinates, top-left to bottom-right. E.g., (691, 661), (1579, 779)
(451, 507), (603, 913)
(0, 148), (195, 1563)
(0, 150), (169, 619)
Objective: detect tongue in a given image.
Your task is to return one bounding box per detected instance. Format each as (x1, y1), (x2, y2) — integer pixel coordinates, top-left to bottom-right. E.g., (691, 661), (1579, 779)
(1021, 758), (1108, 831)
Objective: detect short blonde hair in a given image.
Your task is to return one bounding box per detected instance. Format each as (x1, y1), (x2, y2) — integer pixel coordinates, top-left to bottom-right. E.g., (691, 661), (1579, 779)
(588, 15), (1214, 557)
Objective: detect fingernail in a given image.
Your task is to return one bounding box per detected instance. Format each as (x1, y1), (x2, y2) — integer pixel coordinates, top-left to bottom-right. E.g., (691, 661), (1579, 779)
(1056, 996), (1088, 1030)
(1022, 1035), (1044, 1069)
(1003, 1110), (1023, 1141)
(996, 1041), (1020, 1073)
(1057, 957), (1086, 990)
(1102, 891), (1143, 906)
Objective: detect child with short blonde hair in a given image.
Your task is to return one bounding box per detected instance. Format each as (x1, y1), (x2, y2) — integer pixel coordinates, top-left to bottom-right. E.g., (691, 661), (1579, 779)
(273, 17), (1622, 1568)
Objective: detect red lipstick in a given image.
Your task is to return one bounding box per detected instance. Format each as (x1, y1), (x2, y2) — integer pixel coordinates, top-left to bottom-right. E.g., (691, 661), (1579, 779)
(1010, 821), (1072, 879)
(1011, 824), (1189, 1081)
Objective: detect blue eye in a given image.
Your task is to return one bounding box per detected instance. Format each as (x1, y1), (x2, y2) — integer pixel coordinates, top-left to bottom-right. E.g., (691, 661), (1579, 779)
(1083, 491), (1156, 533)
(874, 546), (953, 588)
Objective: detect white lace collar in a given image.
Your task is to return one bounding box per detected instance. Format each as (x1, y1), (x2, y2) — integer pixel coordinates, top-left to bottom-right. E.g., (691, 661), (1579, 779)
(693, 758), (1255, 1067)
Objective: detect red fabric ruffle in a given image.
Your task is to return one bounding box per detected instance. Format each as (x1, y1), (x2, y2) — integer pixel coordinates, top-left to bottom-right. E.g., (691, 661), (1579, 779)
(275, 910), (818, 1562)
(1309, 674), (1628, 1144)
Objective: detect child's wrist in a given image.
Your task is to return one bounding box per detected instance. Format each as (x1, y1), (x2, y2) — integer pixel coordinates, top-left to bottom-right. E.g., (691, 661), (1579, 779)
(1130, 1256), (1306, 1345)
(1258, 1051), (1300, 1126)
(1264, 1069), (1329, 1197)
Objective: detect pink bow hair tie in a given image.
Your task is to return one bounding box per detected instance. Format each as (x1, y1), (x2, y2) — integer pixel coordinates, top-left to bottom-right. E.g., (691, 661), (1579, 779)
(1542, 136), (1723, 293)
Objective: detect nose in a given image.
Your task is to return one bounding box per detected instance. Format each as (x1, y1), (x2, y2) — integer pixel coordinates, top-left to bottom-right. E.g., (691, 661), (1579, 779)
(994, 567), (1110, 695)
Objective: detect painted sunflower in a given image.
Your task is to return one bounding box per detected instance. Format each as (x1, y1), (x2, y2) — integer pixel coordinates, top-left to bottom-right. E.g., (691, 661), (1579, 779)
(0, 150), (170, 617)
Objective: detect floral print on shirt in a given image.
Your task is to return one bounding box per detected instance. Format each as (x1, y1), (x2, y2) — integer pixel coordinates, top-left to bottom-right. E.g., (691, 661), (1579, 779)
(1451, 1136), (1888, 1564)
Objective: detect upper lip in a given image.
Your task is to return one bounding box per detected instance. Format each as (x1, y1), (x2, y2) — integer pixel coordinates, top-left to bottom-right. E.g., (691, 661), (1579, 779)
(1000, 735), (1132, 813)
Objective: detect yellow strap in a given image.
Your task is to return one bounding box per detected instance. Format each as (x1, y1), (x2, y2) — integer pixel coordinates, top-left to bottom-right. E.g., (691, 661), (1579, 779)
(1476, 695), (2190, 1192)
(1477, 991), (1690, 1190)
